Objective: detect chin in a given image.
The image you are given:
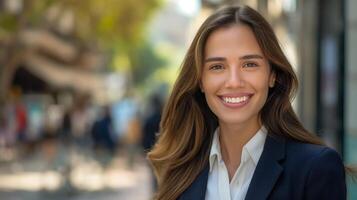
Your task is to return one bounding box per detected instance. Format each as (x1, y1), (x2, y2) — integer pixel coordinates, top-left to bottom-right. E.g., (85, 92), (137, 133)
(218, 116), (249, 126)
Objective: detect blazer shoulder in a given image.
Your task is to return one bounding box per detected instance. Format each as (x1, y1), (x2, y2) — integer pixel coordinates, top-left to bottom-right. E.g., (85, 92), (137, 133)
(265, 137), (346, 199)
(283, 140), (344, 172)
(285, 142), (347, 199)
(265, 134), (344, 167)
(285, 139), (341, 160)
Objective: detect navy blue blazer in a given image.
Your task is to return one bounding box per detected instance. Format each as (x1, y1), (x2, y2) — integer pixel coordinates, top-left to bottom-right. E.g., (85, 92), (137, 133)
(178, 134), (346, 200)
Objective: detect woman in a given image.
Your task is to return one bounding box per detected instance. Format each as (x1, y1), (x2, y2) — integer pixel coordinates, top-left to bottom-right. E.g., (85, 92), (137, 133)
(148, 5), (346, 200)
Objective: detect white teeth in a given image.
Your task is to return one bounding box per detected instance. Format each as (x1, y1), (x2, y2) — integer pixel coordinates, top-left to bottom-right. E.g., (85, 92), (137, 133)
(223, 96), (249, 103)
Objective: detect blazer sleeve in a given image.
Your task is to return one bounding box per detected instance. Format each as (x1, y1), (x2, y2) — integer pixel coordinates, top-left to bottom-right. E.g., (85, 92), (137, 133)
(304, 147), (347, 200)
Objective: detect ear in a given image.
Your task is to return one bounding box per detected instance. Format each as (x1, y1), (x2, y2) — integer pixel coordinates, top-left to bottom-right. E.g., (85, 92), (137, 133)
(269, 71), (276, 88)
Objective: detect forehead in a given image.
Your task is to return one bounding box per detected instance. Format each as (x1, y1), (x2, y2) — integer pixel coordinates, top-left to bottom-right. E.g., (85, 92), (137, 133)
(204, 24), (264, 57)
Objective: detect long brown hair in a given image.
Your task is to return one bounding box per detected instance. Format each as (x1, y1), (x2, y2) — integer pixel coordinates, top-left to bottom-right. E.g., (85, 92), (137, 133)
(148, 5), (325, 200)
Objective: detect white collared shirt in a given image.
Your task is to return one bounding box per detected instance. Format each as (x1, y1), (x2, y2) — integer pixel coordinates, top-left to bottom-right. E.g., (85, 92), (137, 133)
(205, 126), (267, 200)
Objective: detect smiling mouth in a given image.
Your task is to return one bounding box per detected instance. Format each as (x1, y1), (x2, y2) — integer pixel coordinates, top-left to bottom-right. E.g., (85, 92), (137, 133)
(222, 96), (249, 104)
(218, 94), (252, 108)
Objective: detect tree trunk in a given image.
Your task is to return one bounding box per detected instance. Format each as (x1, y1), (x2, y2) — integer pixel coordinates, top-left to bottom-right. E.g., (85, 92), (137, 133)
(0, 0), (33, 104)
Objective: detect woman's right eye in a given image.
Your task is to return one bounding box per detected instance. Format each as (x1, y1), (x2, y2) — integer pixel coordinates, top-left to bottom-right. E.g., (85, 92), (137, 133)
(209, 64), (224, 70)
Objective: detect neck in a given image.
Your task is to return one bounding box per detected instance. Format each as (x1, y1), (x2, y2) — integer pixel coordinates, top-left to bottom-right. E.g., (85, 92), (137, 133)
(218, 119), (261, 179)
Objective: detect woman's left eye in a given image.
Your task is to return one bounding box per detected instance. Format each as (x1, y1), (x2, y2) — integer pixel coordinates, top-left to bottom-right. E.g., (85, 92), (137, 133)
(243, 62), (258, 68)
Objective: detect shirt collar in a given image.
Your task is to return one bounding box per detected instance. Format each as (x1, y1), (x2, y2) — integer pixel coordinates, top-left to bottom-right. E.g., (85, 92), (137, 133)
(209, 126), (268, 172)
(244, 126), (267, 165)
(209, 128), (221, 172)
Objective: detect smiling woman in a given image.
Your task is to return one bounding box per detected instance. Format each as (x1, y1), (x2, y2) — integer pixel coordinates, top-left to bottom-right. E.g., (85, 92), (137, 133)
(148, 5), (346, 200)
(201, 25), (275, 133)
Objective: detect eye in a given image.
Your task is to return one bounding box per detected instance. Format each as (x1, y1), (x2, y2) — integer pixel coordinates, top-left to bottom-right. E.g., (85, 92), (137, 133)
(209, 64), (224, 70)
(243, 62), (258, 68)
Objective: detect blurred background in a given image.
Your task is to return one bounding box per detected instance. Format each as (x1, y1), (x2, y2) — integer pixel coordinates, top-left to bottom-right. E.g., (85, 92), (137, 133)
(0, 0), (356, 199)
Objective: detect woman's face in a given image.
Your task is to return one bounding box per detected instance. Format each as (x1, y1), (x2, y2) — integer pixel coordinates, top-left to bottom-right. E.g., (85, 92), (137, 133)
(201, 24), (275, 129)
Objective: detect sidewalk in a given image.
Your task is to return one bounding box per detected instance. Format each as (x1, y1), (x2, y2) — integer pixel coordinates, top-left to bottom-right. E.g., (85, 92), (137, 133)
(0, 145), (154, 200)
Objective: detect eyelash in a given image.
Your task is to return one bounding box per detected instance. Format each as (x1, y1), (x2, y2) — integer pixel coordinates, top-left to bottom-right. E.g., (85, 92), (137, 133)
(209, 64), (224, 70)
(243, 62), (258, 68)
(208, 62), (258, 70)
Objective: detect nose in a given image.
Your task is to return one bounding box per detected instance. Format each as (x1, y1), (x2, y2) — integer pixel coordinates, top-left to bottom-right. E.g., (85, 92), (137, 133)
(225, 67), (244, 88)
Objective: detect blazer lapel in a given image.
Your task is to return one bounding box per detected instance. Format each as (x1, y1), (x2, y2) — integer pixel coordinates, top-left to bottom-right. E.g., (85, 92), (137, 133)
(245, 134), (286, 200)
(178, 165), (209, 200)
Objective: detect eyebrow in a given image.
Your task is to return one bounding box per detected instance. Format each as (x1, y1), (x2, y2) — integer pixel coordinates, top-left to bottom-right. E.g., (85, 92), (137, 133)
(204, 54), (264, 63)
(240, 54), (264, 60)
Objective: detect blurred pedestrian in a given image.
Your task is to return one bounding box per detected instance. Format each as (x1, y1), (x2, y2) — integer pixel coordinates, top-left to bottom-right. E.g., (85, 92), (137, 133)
(142, 93), (163, 191)
(0, 99), (17, 159)
(142, 94), (163, 153)
(91, 106), (116, 162)
(0, 107), (9, 153)
(148, 5), (346, 200)
(61, 107), (72, 144)
(41, 104), (63, 170)
(125, 115), (142, 169)
(14, 99), (27, 143)
(70, 95), (93, 157)
(112, 92), (139, 147)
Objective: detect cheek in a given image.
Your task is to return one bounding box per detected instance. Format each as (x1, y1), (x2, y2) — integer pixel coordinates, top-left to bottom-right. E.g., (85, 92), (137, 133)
(201, 76), (219, 109)
(247, 74), (271, 97)
(200, 72), (208, 90)
(201, 74), (220, 91)
(204, 92), (220, 116)
(257, 81), (271, 105)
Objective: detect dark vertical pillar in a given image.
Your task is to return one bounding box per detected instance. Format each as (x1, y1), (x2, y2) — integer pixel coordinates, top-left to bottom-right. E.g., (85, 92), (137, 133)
(316, 0), (345, 155)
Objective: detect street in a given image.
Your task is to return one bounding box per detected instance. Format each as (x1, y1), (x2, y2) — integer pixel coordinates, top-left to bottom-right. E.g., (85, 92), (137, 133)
(0, 146), (153, 200)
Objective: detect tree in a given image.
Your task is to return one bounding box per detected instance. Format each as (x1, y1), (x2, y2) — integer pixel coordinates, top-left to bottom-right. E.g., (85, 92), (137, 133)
(0, 0), (162, 102)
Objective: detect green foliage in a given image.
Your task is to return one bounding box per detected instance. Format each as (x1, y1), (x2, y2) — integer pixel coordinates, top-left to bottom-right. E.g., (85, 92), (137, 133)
(129, 41), (167, 86)
(0, 0), (162, 47)
(0, 15), (17, 32)
(27, 0), (57, 25)
(0, 0), (165, 88)
(63, 0), (162, 50)
(56, 0), (166, 86)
